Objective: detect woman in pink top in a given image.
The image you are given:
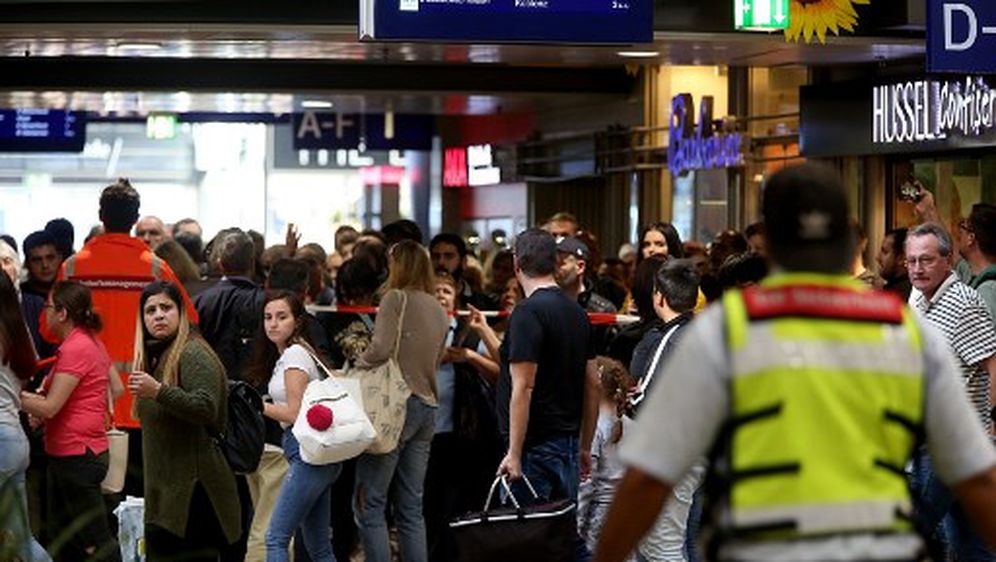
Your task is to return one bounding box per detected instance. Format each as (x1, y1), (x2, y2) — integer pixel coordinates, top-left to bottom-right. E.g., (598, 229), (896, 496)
(21, 281), (123, 562)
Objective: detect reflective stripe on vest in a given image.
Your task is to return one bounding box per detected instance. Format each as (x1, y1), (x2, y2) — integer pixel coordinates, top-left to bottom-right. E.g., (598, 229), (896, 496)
(721, 273), (925, 540)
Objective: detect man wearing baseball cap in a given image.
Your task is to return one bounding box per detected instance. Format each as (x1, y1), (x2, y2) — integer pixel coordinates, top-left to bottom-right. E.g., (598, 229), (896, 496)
(555, 236), (616, 315)
(594, 163), (996, 562)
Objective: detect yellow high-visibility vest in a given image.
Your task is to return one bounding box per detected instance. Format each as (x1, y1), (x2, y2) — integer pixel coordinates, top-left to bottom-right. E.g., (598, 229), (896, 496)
(719, 273), (924, 541)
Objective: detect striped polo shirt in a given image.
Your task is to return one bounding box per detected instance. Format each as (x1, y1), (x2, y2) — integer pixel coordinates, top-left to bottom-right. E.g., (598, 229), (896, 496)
(912, 272), (996, 430)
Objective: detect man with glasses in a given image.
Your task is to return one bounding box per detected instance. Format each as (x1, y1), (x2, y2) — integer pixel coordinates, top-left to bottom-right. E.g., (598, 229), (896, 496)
(906, 222), (996, 561)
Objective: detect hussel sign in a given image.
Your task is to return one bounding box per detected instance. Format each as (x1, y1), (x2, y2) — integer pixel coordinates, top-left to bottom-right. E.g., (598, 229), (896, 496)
(872, 76), (996, 145)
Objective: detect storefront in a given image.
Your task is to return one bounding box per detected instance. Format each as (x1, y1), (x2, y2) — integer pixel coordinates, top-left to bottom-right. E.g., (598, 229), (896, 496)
(801, 74), (996, 236)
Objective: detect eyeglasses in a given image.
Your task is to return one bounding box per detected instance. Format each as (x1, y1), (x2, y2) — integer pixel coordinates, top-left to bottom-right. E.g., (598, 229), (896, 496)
(906, 255), (940, 268)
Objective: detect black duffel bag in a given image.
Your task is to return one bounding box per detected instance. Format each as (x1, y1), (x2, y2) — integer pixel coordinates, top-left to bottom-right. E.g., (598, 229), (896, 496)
(449, 475), (576, 562)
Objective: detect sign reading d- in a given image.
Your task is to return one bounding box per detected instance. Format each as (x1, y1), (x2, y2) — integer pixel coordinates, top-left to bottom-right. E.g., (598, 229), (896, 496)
(928, 0), (996, 73)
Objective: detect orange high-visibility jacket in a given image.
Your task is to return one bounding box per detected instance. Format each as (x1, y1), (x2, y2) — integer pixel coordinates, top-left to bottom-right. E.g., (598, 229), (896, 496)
(43, 233), (199, 428)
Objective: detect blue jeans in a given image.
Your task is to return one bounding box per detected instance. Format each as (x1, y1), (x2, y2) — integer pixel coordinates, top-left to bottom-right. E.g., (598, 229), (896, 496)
(354, 396), (435, 562)
(511, 434), (591, 562)
(0, 422), (51, 562)
(265, 429), (342, 562)
(911, 450), (996, 562)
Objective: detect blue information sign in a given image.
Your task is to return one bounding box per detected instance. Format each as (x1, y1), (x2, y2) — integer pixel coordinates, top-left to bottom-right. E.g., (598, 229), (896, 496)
(928, 0), (996, 74)
(0, 109), (85, 152)
(359, 0), (652, 44)
(292, 112), (435, 151)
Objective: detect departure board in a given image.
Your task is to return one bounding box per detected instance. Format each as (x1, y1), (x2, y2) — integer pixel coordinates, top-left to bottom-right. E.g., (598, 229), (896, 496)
(0, 110), (85, 152)
(359, 0), (652, 44)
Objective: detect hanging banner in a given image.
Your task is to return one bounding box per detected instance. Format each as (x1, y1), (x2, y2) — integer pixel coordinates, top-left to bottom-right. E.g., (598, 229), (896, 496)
(359, 0), (652, 44)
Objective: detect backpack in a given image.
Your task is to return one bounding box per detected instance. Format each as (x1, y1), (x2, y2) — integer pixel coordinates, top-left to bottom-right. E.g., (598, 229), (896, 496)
(216, 380), (266, 474)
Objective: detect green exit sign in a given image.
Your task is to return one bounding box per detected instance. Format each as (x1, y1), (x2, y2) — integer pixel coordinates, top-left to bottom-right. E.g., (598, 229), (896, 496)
(735, 0), (789, 31)
(146, 113), (177, 140)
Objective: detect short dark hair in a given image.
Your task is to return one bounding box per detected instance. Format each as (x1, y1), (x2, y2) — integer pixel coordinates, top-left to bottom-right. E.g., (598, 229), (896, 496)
(267, 258), (311, 297)
(334, 225), (359, 254)
(23, 230), (58, 257)
(174, 231), (204, 264)
(717, 252), (769, 291)
(744, 222), (765, 239)
(45, 218), (75, 257)
(969, 203), (996, 258)
(382, 219), (424, 246)
(654, 258), (700, 314)
(99, 178), (141, 233)
(335, 258), (381, 305)
(762, 163), (852, 273)
(218, 229), (255, 275)
(171, 218), (200, 238)
(633, 255), (666, 322)
(885, 227), (908, 257)
(430, 233), (467, 259)
(514, 228), (557, 278)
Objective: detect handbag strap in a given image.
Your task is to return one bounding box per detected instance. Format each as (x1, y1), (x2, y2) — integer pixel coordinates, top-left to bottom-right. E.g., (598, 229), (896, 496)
(302, 346), (336, 381)
(391, 289), (408, 362)
(483, 475), (539, 513)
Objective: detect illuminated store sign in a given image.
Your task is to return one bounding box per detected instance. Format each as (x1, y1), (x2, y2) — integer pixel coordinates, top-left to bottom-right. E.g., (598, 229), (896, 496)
(872, 77), (996, 144)
(668, 93), (745, 175)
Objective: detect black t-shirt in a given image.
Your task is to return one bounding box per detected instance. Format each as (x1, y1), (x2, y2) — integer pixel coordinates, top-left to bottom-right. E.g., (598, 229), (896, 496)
(497, 286), (593, 446)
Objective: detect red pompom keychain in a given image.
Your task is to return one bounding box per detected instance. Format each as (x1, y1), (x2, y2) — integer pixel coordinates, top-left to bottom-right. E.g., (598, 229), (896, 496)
(306, 404), (334, 431)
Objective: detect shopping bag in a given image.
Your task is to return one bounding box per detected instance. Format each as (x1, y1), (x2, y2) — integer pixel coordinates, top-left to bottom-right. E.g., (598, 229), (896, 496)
(113, 496), (145, 562)
(449, 475), (576, 562)
(341, 289), (411, 455)
(100, 429), (129, 494)
(292, 372), (376, 465)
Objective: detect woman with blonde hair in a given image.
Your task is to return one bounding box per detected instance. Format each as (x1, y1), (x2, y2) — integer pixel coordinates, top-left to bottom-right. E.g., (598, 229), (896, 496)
(127, 280), (241, 561)
(353, 240), (450, 562)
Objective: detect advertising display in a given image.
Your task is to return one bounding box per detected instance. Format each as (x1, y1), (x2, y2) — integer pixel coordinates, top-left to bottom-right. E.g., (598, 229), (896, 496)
(801, 75), (996, 157)
(359, 0), (652, 44)
(0, 109), (85, 152)
(668, 93), (745, 175)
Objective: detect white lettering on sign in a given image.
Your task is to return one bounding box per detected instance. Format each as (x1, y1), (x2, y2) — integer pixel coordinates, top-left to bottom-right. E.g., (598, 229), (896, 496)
(943, 3), (996, 52)
(872, 77), (996, 145)
(467, 144), (501, 186)
(295, 112), (356, 141)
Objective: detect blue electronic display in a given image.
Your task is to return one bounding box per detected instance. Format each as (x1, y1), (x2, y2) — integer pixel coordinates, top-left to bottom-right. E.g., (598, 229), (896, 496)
(0, 109), (85, 152)
(359, 0), (652, 44)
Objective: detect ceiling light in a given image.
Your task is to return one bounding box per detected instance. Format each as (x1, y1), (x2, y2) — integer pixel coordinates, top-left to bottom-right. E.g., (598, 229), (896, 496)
(617, 50), (660, 58)
(115, 42), (163, 51)
(301, 100), (334, 109)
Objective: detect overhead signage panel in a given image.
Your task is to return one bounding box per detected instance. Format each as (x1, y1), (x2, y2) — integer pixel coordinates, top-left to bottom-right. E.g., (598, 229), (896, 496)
(0, 109), (85, 152)
(293, 112), (435, 151)
(800, 76), (996, 157)
(928, 0), (996, 74)
(359, 0), (652, 44)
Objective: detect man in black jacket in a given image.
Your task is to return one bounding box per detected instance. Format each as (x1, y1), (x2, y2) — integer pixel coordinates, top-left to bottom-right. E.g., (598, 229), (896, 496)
(194, 228), (265, 381)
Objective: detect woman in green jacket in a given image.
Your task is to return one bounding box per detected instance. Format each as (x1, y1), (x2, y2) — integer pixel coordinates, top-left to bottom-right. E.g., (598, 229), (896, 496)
(128, 280), (241, 561)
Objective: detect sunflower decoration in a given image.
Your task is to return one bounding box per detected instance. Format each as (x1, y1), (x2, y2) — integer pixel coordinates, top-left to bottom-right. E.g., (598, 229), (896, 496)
(785, 0), (870, 44)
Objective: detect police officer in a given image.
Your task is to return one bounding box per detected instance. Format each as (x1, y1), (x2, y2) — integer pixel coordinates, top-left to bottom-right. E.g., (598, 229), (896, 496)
(593, 163), (996, 562)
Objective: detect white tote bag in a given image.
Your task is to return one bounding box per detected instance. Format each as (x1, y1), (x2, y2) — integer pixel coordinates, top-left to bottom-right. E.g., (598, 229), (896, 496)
(101, 385), (128, 494)
(292, 353), (377, 465)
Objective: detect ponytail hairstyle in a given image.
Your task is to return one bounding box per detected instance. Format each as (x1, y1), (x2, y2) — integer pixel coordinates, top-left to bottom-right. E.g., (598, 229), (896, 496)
(594, 356), (636, 444)
(51, 281), (103, 333)
(0, 273), (37, 381)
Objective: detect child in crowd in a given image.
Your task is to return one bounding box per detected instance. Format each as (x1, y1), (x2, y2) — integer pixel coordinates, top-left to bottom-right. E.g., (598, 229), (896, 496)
(578, 356), (636, 560)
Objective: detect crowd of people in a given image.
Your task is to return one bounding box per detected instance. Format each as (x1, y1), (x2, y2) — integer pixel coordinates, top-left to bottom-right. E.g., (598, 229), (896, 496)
(2, 167), (996, 562)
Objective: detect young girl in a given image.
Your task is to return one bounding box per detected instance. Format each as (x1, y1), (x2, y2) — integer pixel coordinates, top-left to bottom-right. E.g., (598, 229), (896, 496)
(250, 290), (338, 562)
(578, 356), (635, 561)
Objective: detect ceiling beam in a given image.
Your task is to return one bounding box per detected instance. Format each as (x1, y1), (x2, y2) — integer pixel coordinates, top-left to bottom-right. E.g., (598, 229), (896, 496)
(0, 57), (637, 95)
